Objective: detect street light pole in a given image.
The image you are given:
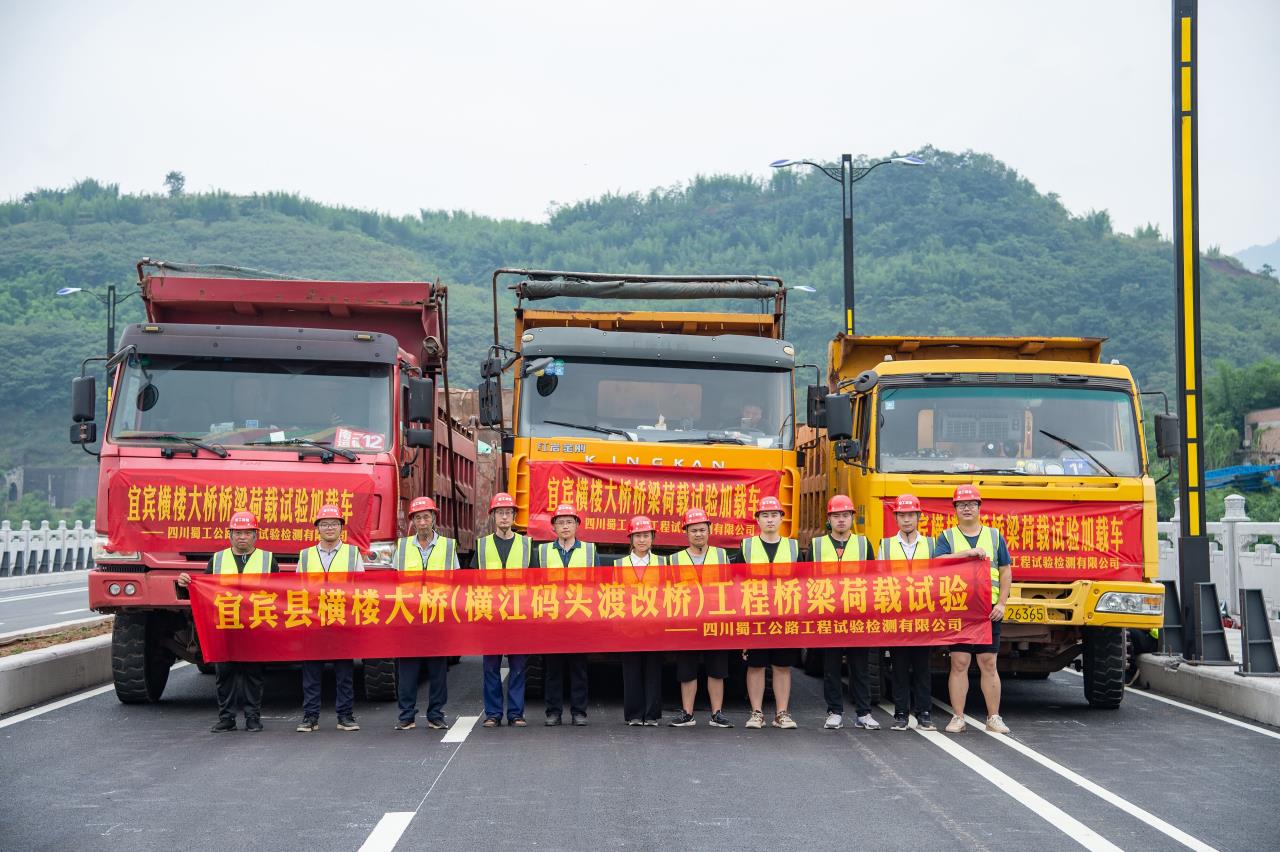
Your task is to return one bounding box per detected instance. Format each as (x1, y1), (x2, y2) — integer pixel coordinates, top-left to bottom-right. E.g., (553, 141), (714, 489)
(56, 283), (137, 357)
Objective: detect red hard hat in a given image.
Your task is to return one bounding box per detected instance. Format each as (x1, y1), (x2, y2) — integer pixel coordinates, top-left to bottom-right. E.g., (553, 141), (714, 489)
(682, 507), (710, 528)
(893, 494), (922, 513)
(755, 496), (784, 516)
(490, 492), (516, 511)
(627, 515), (654, 536)
(229, 510), (259, 530)
(551, 502), (581, 523)
(953, 484), (982, 504)
(314, 504), (344, 524)
(408, 496), (438, 517)
(826, 494), (855, 515)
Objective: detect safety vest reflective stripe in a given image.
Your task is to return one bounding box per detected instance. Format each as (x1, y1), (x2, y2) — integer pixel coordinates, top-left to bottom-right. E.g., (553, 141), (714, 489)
(877, 536), (934, 561)
(621, 553), (668, 567)
(537, 541), (597, 568)
(944, 527), (1001, 596)
(669, 547), (729, 566)
(741, 537), (799, 564)
(811, 535), (869, 563)
(212, 548), (269, 575)
(395, 536), (457, 571)
(297, 543), (360, 574)
(477, 534), (531, 569)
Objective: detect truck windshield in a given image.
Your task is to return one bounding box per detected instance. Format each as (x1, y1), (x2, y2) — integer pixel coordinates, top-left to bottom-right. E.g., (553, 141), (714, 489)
(877, 385), (1142, 477)
(519, 359), (794, 449)
(108, 354), (393, 453)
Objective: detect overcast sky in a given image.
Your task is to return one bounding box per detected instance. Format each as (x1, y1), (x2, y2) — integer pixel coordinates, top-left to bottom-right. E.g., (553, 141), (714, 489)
(1, 0), (1276, 252)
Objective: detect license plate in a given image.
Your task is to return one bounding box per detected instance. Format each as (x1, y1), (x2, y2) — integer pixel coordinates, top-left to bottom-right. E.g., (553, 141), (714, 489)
(1005, 604), (1047, 623)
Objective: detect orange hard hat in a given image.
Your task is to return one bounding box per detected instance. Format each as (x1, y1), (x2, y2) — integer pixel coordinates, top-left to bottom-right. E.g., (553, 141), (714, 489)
(627, 515), (655, 536)
(490, 492), (516, 511)
(408, 496), (438, 517)
(682, 507), (710, 528)
(826, 494), (855, 515)
(551, 502), (581, 523)
(229, 510), (259, 530)
(755, 496), (785, 516)
(893, 494), (922, 513)
(953, 484), (982, 504)
(314, 504), (344, 524)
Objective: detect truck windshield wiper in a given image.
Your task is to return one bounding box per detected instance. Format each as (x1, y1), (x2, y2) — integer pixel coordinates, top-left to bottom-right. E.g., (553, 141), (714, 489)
(1038, 430), (1115, 477)
(542, 420), (634, 441)
(659, 434), (750, 445)
(245, 437), (358, 462)
(114, 433), (228, 458)
(966, 468), (1029, 476)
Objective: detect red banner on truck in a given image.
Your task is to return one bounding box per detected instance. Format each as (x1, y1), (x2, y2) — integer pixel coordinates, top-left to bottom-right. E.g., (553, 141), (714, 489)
(107, 471), (376, 553)
(190, 558), (992, 661)
(527, 461), (783, 548)
(883, 498), (1144, 582)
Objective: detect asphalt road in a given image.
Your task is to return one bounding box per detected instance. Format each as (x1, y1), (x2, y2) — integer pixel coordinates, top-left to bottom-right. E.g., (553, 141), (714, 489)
(1, 658), (1277, 851)
(0, 576), (92, 634)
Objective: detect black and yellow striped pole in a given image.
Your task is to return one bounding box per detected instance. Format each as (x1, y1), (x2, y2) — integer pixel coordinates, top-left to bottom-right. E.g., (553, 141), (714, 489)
(1172, 0), (1211, 658)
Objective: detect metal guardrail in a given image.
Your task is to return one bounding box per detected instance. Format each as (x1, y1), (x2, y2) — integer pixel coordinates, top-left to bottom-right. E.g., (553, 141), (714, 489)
(0, 520), (96, 577)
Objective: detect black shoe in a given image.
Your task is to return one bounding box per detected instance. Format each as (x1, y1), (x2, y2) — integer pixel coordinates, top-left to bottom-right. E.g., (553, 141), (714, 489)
(394, 719), (416, 730)
(244, 717), (263, 733)
(211, 718), (236, 733)
(336, 716), (360, 732)
(668, 711), (696, 727)
(708, 710), (733, 728)
(296, 716), (319, 733)
(545, 715), (563, 726)
(917, 713), (937, 732)
(891, 713), (910, 731)
(571, 714), (589, 726)
(425, 718), (449, 730)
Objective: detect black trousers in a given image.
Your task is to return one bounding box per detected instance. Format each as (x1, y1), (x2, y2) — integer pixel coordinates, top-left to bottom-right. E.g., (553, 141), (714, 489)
(621, 652), (662, 721)
(215, 662), (265, 721)
(890, 646), (932, 716)
(396, 657), (448, 724)
(823, 647), (873, 716)
(544, 653), (588, 718)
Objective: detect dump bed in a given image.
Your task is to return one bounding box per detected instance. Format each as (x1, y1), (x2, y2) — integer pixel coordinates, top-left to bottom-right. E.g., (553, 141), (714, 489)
(829, 334), (1105, 381)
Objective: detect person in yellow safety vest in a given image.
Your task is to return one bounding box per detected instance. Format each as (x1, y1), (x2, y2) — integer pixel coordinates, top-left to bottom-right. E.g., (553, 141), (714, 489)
(880, 495), (937, 732)
(177, 510), (279, 733)
(295, 504), (363, 734)
(479, 492), (531, 728)
(533, 502), (599, 726)
(393, 496), (459, 731)
(668, 507), (733, 729)
(935, 484), (1012, 735)
(617, 515), (667, 726)
(740, 495), (801, 730)
(812, 494), (880, 732)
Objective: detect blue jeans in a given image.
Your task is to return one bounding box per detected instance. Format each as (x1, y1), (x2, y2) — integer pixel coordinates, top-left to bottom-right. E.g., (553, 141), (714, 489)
(482, 654), (527, 721)
(396, 657), (448, 724)
(302, 659), (354, 718)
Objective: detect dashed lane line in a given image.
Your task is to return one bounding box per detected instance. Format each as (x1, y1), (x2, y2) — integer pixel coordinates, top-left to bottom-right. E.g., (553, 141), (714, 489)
(358, 813), (414, 852)
(440, 714), (479, 743)
(0, 588), (85, 604)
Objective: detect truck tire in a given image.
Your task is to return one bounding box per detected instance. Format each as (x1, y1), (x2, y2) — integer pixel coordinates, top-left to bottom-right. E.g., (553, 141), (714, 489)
(801, 647), (824, 678)
(524, 655), (545, 700)
(196, 663), (215, 675)
(867, 652), (884, 706)
(1082, 627), (1126, 709)
(112, 611), (170, 703)
(362, 658), (398, 701)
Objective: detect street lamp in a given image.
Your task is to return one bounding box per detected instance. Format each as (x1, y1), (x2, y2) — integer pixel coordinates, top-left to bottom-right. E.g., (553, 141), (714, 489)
(770, 154), (924, 335)
(56, 283), (138, 357)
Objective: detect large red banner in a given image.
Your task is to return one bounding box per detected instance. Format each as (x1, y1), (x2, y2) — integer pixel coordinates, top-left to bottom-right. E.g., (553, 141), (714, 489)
(883, 498), (1144, 582)
(108, 470), (376, 553)
(527, 461), (783, 548)
(190, 558), (992, 662)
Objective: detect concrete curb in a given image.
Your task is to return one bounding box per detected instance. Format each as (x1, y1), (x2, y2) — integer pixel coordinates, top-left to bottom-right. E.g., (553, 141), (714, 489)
(0, 570), (91, 591)
(0, 634), (113, 715)
(1137, 653), (1280, 728)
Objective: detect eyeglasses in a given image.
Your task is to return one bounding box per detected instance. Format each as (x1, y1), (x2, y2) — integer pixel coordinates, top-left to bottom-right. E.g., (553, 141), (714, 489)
(954, 501), (981, 510)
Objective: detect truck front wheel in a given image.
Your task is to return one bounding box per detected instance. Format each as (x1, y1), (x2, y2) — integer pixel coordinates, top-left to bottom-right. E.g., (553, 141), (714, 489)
(1082, 627), (1126, 709)
(112, 611), (173, 703)
(362, 658), (397, 701)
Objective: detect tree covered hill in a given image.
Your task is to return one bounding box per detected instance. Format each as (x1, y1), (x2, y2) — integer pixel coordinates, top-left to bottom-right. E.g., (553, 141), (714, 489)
(2, 145), (1277, 470)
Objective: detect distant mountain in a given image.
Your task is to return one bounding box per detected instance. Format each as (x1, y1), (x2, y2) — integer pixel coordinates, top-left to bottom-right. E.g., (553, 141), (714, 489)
(1235, 237), (1280, 274)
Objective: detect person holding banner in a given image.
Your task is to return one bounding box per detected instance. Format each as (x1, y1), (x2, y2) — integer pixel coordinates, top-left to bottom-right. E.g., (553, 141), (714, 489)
(393, 496), (459, 731)
(668, 507), (733, 728)
(935, 484), (1012, 735)
(533, 502), (599, 726)
(295, 504), (363, 733)
(617, 515), (666, 726)
(879, 495), (937, 732)
(740, 495), (801, 730)
(177, 510), (280, 733)
(477, 492), (531, 728)
(811, 494), (880, 732)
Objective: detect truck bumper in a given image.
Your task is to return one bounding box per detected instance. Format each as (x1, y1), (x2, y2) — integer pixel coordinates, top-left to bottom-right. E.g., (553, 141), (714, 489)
(1004, 580), (1164, 629)
(88, 567), (191, 612)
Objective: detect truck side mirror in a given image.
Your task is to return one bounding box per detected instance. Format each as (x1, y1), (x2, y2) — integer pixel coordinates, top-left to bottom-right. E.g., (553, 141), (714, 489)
(406, 377), (435, 423)
(834, 439), (862, 463)
(478, 378), (503, 427)
(825, 393), (853, 441)
(1155, 413), (1180, 459)
(72, 375), (96, 423)
(806, 384), (827, 428)
(501, 434), (515, 455)
(70, 421), (97, 445)
(405, 427), (434, 449)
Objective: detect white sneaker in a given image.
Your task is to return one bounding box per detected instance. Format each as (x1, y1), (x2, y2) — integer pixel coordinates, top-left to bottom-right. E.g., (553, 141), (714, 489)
(853, 713), (880, 730)
(945, 715), (966, 733)
(985, 714), (1010, 734)
(745, 710), (765, 729)
(824, 712), (843, 730)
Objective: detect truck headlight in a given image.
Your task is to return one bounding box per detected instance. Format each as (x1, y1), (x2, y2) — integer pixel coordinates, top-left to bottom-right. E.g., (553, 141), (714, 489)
(367, 540), (396, 568)
(1096, 592), (1163, 615)
(93, 534), (140, 562)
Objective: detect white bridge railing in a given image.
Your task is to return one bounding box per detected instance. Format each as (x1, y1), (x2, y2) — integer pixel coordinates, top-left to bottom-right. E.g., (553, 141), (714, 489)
(1158, 495), (1280, 618)
(0, 520), (97, 578)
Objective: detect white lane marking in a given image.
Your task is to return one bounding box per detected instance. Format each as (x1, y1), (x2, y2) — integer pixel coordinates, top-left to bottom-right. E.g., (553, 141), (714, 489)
(1060, 668), (1280, 742)
(500, 666), (509, 682)
(933, 699), (1218, 852)
(441, 714), (479, 743)
(0, 588), (85, 604)
(0, 662), (189, 728)
(877, 702), (1120, 852)
(358, 812), (414, 852)
(55, 608), (89, 615)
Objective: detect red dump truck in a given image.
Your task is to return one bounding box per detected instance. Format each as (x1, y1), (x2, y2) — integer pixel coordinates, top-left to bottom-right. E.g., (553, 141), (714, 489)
(71, 260), (486, 702)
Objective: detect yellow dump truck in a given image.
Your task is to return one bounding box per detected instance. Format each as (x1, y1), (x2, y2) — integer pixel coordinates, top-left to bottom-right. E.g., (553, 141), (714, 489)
(800, 334), (1166, 707)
